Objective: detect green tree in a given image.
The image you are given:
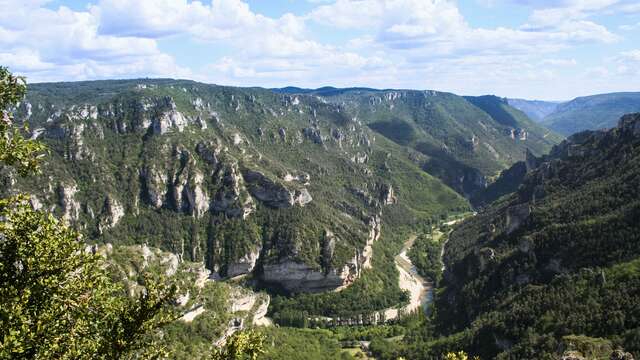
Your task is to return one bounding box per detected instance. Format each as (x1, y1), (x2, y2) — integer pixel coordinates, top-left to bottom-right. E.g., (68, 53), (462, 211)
(0, 66), (176, 359)
(211, 330), (265, 360)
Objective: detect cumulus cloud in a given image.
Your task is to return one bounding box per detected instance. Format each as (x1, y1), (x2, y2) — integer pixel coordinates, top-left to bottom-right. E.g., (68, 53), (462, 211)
(0, 0), (190, 81)
(310, 0), (618, 62)
(0, 0), (634, 98)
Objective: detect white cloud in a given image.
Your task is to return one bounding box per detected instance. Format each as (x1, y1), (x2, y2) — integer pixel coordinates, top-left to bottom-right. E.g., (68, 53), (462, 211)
(0, 0), (190, 81)
(309, 0), (618, 63)
(541, 58), (577, 66)
(620, 22), (640, 31)
(0, 0), (634, 99)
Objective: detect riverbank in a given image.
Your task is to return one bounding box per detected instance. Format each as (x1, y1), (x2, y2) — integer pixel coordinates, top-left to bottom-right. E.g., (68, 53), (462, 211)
(383, 235), (432, 320)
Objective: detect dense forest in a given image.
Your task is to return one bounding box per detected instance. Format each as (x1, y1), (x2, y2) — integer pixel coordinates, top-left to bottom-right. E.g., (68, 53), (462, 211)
(374, 113), (640, 359)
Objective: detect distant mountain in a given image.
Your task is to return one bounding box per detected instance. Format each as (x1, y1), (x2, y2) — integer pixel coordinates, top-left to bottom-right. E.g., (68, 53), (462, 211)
(280, 88), (562, 201)
(507, 98), (560, 122)
(542, 92), (640, 136)
(403, 113), (640, 359)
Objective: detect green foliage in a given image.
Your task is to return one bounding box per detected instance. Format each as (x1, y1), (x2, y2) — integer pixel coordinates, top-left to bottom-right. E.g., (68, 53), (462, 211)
(0, 67), (177, 359)
(443, 351), (479, 360)
(0, 66), (46, 176)
(269, 228), (410, 320)
(408, 232), (444, 286)
(260, 327), (352, 360)
(394, 114), (640, 359)
(301, 88), (561, 198)
(211, 330), (265, 360)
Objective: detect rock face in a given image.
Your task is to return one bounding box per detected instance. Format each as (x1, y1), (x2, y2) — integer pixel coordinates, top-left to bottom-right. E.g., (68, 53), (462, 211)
(12, 80), (443, 295)
(98, 195), (125, 234)
(379, 184), (397, 205)
(243, 170), (312, 208)
(212, 162), (255, 219)
(57, 183), (81, 222)
(261, 215), (381, 292)
(262, 260), (352, 293)
(226, 246), (261, 277)
(505, 203), (530, 234)
(152, 98), (188, 134)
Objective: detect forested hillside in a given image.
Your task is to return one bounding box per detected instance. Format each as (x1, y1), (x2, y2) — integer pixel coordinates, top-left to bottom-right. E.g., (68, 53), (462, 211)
(3, 79), (470, 304)
(389, 113), (640, 359)
(276, 88), (562, 201)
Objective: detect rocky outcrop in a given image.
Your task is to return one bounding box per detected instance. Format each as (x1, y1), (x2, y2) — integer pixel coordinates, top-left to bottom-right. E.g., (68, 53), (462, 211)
(176, 170), (209, 218)
(302, 127), (323, 144)
(98, 195), (125, 234)
(211, 162), (254, 219)
(360, 215), (381, 270)
(226, 245), (261, 277)
(140, 166), (167, 209)
(262, 215), (381, 293)
(351, 152), (368, 164)
(262, 260), (355, 293)
(505, 203), (531, 234)
(243, 170), (312, 208)
(152, 98), (188, 134)
(57, 183), (81, 222)
(379, 184), (397, 205)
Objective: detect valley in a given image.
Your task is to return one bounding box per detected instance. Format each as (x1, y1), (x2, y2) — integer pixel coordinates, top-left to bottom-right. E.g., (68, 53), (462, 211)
(2, 73), (639, 360)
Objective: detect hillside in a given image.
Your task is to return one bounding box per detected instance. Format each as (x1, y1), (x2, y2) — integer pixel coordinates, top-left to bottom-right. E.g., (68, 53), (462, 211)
(542, 92), (640, 136)
(393, 113), (640, 359)
(507, 98), (560, 122)
(3, 79), (468, 300)
(276, 88), (561, 200)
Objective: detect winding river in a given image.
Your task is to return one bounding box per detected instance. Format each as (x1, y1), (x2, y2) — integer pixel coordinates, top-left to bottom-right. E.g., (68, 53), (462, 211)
(383, 235), (432, 320)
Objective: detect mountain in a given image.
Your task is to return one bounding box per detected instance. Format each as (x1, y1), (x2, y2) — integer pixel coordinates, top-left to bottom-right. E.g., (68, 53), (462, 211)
(276, 88), (562, 200)
(396, 113), (640, 359)
(4, 79), (468, 297)
(542, 92), (640, 136)
(507, 98), (560, 122)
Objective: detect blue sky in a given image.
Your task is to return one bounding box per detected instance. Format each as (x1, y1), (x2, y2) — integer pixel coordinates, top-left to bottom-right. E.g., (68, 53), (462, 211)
(1, 0), (639, 100)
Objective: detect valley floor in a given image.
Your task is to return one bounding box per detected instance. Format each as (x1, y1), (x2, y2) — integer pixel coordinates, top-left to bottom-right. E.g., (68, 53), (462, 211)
(383, 235), (431, 320)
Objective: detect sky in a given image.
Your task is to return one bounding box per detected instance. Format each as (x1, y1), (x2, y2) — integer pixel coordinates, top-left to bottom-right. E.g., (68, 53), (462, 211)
(0, 0), (639, 100)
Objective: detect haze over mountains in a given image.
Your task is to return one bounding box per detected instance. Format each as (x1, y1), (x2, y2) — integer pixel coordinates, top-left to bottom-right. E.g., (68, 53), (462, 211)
(509, 92), (640, 136)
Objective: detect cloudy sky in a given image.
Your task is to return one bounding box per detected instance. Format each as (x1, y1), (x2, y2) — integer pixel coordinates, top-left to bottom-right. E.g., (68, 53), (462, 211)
(1, 0), (639, 100)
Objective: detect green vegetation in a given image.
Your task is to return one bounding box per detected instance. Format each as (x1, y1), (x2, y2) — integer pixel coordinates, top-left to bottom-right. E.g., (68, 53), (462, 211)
(0, 67), (176, 359)
(269, 228), (411, 321)
(408, 232), (444, 286)
(212, 330), (266, 360)
(378, 113), (640, 359)
(9, 79), (467, 278)
(260, 327), (354, 360)
(281, 88), (561, 199)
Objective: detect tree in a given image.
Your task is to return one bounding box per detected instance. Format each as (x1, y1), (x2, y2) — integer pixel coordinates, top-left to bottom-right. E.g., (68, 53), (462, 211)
(0, 66), (176, 359)
(443, 351), (480, 360)
(211, 330), (265, 360)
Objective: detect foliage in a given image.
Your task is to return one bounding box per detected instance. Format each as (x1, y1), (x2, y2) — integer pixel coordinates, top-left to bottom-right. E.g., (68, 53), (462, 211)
(260, 327), (353, 360)
(0, 66), (46, 176)
(443, 351), (479, 360)
(408, 232), (444, 286)
(393, 114), (640, 359)
(289, 88), (561, 198)
(8, 78), (467, 292)
(0, 67), (176, 359)
(269, 228), (410, 320)
(211, 330), (265, 360)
